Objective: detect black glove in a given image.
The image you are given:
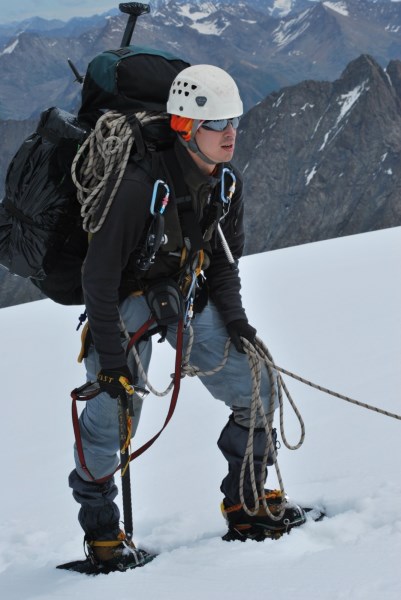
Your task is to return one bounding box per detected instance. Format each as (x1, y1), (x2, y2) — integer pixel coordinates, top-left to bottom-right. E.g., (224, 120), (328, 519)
(226, 319), (257, 353)
(97, 365), (133, 398)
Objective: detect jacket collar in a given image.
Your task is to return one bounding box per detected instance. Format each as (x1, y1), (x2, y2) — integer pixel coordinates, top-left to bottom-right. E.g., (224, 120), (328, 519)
(174, 139), (223, 193)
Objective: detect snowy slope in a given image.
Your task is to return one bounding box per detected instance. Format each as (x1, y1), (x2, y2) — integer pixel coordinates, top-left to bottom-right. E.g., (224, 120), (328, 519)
(0, 227), (400, 599)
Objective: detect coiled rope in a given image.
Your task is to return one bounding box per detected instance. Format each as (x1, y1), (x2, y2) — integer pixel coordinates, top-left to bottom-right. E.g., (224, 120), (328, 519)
(71, 110), (166, 233)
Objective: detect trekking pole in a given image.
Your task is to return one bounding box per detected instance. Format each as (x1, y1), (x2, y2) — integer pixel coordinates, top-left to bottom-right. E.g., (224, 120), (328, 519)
(119, 3), (150, 47)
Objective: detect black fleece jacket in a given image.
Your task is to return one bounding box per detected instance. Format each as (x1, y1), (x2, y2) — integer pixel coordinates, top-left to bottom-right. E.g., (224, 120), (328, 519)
(82, 140), (248, 369)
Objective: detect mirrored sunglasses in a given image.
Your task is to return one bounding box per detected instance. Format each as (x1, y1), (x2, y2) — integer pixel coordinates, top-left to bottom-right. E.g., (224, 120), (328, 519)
(201, 117), (240, 132)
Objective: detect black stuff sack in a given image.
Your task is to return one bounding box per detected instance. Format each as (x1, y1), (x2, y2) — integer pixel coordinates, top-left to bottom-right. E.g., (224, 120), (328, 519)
(0, 108), (89, 304)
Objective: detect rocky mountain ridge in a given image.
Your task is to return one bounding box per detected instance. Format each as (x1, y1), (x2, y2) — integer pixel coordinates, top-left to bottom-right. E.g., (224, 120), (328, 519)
(235, 54), (401, 253)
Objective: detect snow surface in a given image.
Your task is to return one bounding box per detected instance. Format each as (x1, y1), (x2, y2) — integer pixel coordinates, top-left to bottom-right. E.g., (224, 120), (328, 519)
(175, 1), (225, 35)
(385, 24), (400, 32)
(336, 81), (369, 124)
(0, 38), (19, 56)
(305, 164), (317, 185)
(272, 10), (310, 49)
(190, 18), (229, 36)
(323, 2), (350, 17)
(318, 81), (369, 152)
(175, 2), (230, 36)
(271, 0), (294, 17)
(0, 227), (400, 599)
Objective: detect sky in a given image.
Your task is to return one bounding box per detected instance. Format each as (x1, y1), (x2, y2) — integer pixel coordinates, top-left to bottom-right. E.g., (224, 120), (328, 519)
(0, 0), (117, 23)
(0, 226), (400, 599)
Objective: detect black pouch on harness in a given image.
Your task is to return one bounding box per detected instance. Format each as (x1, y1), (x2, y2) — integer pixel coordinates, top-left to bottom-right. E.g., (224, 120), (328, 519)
(145, 279), (185, 326)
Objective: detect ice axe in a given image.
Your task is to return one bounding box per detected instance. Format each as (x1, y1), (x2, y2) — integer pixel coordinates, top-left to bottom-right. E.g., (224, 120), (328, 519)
(119, 2), (150, 47)
(116, 377), (137, 543)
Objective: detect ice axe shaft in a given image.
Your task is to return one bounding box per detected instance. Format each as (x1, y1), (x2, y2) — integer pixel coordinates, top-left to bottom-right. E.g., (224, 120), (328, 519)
(119, 2), (150, 47)
(118, 389), (134, 540)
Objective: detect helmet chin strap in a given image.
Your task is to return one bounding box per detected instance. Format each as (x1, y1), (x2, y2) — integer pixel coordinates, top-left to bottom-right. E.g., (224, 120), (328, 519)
(178, 119), (217, 166)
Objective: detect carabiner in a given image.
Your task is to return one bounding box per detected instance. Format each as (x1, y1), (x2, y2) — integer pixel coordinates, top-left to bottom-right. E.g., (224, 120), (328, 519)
(221, 168), (236, 206)
(150, 180), (170, 215)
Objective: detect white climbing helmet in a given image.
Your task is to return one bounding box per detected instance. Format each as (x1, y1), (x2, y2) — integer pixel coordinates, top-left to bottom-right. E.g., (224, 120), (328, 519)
(167, 64), (243, 120)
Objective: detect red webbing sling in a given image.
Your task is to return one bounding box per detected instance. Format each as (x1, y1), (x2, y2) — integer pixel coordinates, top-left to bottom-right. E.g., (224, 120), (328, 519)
(71, 317), (184, 483)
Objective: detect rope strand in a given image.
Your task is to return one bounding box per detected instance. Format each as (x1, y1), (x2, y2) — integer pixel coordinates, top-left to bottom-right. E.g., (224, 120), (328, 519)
(254, 337), (401, 422)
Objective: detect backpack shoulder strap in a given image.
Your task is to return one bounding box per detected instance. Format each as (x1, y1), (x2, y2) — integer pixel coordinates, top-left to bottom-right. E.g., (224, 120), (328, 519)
(158, 148), (206, 255)
(157, 146), (188, 198)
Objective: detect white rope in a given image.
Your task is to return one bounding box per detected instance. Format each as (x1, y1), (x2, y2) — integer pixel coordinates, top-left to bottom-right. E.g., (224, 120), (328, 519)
(236, 338), (302, 519)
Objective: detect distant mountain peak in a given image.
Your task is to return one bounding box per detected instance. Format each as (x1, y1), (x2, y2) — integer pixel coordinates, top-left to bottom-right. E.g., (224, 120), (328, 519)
(340, 54), (395, 91)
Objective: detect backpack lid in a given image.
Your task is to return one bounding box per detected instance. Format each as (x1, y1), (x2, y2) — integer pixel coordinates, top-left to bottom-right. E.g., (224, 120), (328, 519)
(78, 46), (190, 122)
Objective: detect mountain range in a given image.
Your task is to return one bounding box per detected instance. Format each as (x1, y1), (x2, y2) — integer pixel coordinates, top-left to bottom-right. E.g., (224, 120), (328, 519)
(1, 0), (401, 120)
(0, 0), (400, 307)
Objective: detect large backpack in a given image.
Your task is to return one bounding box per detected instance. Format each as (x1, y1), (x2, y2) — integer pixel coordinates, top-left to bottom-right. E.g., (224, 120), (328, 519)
(0, 46), (189, 305)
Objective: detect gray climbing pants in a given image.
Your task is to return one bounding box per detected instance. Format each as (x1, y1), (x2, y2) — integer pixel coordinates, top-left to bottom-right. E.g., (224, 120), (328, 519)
(69, 296), (277, 539)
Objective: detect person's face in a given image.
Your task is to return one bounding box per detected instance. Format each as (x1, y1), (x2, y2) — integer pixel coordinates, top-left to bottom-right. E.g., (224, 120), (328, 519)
(194, 120), (237, 164)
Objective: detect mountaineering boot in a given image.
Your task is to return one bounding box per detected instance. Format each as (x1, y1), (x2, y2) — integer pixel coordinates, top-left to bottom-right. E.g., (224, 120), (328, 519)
(85, 530), (155, 573)
(221, 489), (306, 541)
(217, 415), (278, 508)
